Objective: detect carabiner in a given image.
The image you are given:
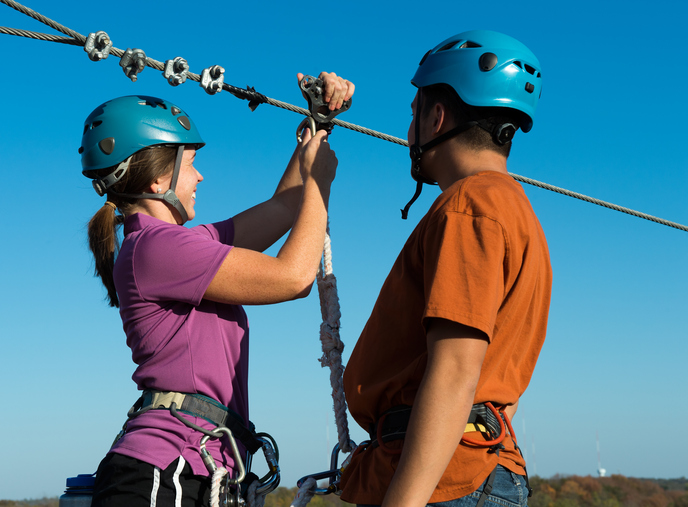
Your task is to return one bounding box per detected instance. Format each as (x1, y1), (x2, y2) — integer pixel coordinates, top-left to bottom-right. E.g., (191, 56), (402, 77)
(296, 116), (317, 143)
(253, 435), (281, 495)
(297, 469), (340, 495)
(296, 440), (358, 496)
(199, 426), (247, 485)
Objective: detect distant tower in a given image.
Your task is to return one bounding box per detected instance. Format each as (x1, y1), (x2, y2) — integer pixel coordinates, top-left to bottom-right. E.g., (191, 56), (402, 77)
(596, 431), (606, 477)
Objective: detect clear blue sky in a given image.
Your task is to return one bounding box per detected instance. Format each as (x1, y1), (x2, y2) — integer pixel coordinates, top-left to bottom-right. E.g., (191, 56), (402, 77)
(1, 0), (687, 500)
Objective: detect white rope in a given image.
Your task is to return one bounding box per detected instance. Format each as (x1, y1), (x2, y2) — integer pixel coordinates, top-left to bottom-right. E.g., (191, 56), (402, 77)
(290, 477), (317, 507)
(317, 225), (352, 454)
(209, 468), (228, 507)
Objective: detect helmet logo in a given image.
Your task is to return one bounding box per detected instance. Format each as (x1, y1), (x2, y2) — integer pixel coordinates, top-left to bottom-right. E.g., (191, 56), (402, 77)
(99, 137), (115, 155)
(479, 53), (498, 72)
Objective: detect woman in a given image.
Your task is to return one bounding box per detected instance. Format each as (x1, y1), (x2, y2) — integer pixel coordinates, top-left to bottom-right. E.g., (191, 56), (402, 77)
(82, 73), (353, 505)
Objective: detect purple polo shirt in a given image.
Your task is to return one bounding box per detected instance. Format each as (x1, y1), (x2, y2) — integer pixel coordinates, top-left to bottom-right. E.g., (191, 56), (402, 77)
(110, 213), (249, 476)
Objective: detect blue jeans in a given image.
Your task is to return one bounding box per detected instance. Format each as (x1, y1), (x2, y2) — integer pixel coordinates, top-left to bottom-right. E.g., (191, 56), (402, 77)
(358, 465), (529, 507)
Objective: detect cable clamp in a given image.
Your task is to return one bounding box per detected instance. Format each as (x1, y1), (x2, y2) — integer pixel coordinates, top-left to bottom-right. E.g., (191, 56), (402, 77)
(84, 31), (112, 61)
(200, 65), (225, 95)
(163, 56), (189, 86)
(120, 48), (147, 82)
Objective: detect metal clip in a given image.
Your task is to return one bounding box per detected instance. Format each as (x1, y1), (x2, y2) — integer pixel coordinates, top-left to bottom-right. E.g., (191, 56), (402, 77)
(163, 57), (189, 86)
(297, 470), (339, 495)
(84, 31), (112, 61)
(200, 65), (225, 95)
(296, 440), (356, 496)
(199, 426), (247, 485)
(296, 116), (317, 143)
(254, 435), (281, 495)
(299, 74), (352, 130)
(120, 48), (147, 82)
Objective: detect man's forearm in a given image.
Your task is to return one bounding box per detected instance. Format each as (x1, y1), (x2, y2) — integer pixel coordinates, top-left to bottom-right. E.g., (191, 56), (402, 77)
(382, 319), (488, 507)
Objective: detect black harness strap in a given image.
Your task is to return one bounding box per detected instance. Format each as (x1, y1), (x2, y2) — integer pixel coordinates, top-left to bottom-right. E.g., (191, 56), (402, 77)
(128, 390), (263, 454)
(367, 403), (532, 502)
(367, 404), (503, 448)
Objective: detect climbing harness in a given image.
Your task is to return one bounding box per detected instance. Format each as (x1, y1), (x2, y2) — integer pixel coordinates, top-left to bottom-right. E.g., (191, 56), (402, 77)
(122, 389), (281, 507)
(1, 0), (687, 231)
(365, 402), (533, 506)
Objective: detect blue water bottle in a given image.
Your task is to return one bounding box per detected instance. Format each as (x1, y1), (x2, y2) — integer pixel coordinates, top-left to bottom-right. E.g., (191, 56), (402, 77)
(59, 474), (95, 507)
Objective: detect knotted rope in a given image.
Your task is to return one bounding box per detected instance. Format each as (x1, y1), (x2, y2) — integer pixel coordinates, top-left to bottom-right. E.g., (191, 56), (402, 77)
(317, 225), (352, 454)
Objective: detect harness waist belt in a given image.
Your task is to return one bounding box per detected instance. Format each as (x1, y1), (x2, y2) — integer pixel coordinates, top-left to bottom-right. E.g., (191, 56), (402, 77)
(130, 390), (263, 454)
(368, 403), (503, 449)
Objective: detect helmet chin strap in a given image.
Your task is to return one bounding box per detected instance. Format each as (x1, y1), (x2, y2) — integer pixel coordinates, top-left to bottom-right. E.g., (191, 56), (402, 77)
(111, 145), (189, 224)
(401, 90), (477, 219)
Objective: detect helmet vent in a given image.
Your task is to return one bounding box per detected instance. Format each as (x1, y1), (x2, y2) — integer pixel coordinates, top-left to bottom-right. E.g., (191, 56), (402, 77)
(83, 120), (102, 134)
(138, 100), (167, 109)
(171, 106), (181, 116)
(524, 64), (537, 75)
(459, 41), (481, 49)
(437, 41), (461, 52)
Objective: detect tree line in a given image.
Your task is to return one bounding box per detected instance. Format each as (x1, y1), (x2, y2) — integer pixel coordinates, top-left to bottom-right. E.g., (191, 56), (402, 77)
(2, 475), (687, 507)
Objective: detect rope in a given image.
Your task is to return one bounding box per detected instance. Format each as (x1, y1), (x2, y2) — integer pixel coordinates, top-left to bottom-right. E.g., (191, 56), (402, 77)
(316, 225), (352, 454)
(290, 477), (317, 507)
(209, 467), (228, 507)
(4, 0), (681, 233)
(246, 479), (267, 507)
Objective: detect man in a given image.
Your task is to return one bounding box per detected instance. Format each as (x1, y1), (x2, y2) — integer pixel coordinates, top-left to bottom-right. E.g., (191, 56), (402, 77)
(340, 31), (552, 507)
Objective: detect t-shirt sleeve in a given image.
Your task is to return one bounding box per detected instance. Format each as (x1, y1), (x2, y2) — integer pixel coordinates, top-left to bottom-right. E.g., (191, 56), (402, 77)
(193, 218), (236, 245)
(132, 224), (232, 306)
(422, 211), (506, 340)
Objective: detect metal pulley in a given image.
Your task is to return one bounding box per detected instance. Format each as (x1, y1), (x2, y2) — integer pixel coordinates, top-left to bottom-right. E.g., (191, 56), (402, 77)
(296, 74), (352, 142)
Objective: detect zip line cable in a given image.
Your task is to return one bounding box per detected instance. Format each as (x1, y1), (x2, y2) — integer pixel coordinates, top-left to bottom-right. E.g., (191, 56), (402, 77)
(2, 0), (687, 235)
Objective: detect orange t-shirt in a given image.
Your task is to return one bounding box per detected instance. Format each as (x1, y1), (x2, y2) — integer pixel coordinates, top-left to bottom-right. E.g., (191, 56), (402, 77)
(340, 171), (552, 504)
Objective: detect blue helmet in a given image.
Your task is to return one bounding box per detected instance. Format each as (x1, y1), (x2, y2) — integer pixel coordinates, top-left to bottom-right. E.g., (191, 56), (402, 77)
(80, 95), (205, 224)
(411, 30), (542, 132)
(80, 95), (204, 175)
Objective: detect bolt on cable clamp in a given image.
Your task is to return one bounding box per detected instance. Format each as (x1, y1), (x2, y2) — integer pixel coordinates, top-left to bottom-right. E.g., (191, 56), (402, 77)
(200, 65), (225, 95)
(84, 31), (112, 61)
(120, 48), (147, 82)
(163, 57), (189, 86)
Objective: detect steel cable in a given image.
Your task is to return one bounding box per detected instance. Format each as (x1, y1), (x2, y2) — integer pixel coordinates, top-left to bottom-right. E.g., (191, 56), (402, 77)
(1, 0), (686, 232)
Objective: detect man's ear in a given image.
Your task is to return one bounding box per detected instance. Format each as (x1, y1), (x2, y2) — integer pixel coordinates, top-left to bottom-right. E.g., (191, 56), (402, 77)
(432, 102), (447, 136)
